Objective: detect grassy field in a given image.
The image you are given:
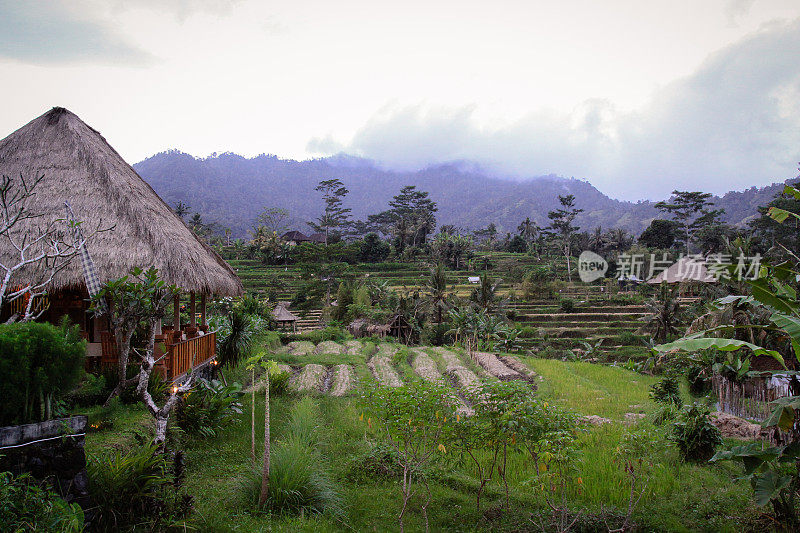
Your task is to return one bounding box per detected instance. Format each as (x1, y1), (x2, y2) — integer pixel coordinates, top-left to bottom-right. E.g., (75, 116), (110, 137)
(81, 342), (760, 532)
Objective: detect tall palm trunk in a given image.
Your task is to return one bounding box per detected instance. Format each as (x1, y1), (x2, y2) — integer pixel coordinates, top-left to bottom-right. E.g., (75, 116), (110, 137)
(258, 374), (271, 507)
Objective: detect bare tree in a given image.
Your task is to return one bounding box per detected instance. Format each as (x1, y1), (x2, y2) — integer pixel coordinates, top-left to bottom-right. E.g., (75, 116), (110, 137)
(0, 174), (103, 322)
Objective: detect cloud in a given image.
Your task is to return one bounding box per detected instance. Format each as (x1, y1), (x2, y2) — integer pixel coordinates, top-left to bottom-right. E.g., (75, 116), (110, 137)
(725, 0), (756, 27)
(108, 0), (242, 22)
(321, 19), (800, 200)
(0, 0), (153, 65)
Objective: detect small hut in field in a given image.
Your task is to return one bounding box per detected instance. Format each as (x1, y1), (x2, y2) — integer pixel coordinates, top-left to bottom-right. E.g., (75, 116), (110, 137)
(272, 303), (299, 332)
(0, 107), (243, 379)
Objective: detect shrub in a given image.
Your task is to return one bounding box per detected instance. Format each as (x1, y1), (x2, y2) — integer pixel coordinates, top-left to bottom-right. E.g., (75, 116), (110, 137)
(217, 307), (256, 368)
(0, 471), (84, 532)
(177, 379), (244, 438)
(650, 377), (682, 406)
(651, 403), (679, 426)
(65, 373), (107, 408)
(0, 319), (85, 425)
(346, 443), (404, 481)
(559, 298), (576, 313)
(672, 403), (722, 462)
(87, 443), (192, 530)
(269, 368), (291, 397)
(119, 368), (169, 405)
(519, 326), (539, 338)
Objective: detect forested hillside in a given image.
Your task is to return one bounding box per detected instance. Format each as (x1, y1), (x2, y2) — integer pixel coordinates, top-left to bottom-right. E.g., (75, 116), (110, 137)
(134, 150), (787, 237)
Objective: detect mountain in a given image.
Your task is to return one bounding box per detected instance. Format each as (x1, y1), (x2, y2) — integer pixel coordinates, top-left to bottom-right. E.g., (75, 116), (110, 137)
(133, 150), (788, 238)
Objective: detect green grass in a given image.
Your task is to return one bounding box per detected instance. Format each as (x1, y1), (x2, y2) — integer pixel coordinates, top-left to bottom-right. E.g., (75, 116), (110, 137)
(83, 344), (761, 532)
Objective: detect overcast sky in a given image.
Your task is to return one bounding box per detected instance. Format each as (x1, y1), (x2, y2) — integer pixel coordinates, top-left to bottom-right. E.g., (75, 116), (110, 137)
(1, 0), (799, 200)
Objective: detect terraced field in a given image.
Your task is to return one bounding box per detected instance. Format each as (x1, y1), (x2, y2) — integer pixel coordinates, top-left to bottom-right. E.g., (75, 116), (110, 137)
(227, 251), (654, 360)
(264, 340), (539, 412)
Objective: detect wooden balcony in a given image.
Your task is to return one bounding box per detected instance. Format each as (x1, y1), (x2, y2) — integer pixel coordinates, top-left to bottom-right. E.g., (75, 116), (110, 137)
(97, 329), (217, 382)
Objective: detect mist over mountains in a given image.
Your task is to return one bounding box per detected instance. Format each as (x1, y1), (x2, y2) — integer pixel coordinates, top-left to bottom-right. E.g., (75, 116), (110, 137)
(134, 150), (788, 238)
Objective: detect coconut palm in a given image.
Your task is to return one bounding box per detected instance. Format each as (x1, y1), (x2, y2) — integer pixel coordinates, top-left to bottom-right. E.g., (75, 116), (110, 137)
(470, 271), (504, 315)
(424, 262), (451, 323)
(641, 283), (683, 341)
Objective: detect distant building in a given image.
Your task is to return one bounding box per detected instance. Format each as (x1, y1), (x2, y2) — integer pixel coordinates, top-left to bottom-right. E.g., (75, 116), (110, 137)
(281, 231), (309, 246)
(281, 230), (327, 245)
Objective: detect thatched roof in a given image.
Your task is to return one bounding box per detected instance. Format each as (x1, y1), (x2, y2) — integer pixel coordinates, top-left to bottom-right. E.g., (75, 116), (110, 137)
(308, 232), (326, 243)
(272, 304), (299, 322)
(647, 256), (716, 284)
(0, 107), (243, 296)
(282, 231), (308, 242)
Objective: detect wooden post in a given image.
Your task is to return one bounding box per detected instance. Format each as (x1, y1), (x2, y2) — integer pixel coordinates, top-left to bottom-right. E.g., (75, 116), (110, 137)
(190, 292), (196, 328)
(200, 293), (207, 327)
(173, 294), (180, 330)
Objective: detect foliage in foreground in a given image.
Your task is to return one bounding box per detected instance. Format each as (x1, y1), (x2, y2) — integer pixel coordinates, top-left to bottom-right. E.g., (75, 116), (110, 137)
(87, 443), (192, 531)
(0, 319), (85, 425)
(0, 471), (84, 532)
(177, 378), (244, 437)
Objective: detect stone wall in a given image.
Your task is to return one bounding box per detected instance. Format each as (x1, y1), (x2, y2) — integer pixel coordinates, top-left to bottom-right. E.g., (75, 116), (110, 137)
(0, 415), (89, 508)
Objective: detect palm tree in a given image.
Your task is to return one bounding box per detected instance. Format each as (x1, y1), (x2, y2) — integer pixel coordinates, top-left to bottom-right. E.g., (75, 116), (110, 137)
(470, 271), (503, 315)
(174, 201), (190, 220)
(517, 217), (539, 248)
(424, 262), (450, 323)
(589, 226), (604, 252)
(608, 228), (633, 253)
(641, 283), (683, 341)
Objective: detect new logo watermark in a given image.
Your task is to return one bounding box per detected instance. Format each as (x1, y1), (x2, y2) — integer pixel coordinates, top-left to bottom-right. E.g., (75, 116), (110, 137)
(578, 250), (608, 282)
(576, 250), (763, 283)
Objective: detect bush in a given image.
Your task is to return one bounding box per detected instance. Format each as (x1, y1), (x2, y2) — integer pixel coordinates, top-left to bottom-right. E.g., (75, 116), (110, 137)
(64, 373), (107, 408)
(559, 298), (576, 313)
(217, 307), (256, 368)
(0, 319), (85, 425)
(671, 403), (722, 462)
(346, 443), (404, 481)
(177, 379), (244, 438)
(87, 443), (192, 531)
(269, 368), (291, 397)
(518, 326), (539, 338)
(650, 377), (682, 406)
(0, 471), (84, 532)
(651, 403), (679, 426)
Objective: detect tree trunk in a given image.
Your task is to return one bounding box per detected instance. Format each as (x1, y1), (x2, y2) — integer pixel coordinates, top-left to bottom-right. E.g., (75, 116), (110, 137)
(258, 374), (271, 507)
(251, 368), (256, 464)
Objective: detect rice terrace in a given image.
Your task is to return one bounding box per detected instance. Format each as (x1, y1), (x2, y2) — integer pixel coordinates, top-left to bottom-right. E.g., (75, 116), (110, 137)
(3, 2), (800, 532)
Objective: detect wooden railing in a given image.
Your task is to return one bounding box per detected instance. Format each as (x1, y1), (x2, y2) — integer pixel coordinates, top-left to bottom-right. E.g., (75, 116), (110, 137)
(166, 331), (217, 381)
(98, 330), (217, 381)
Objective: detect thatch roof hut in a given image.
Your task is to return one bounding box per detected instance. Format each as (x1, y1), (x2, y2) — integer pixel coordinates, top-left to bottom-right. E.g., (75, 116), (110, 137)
(281, 231), (309, 245)
(0, 107), (242, 297)
(272, 303), (299, 331)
